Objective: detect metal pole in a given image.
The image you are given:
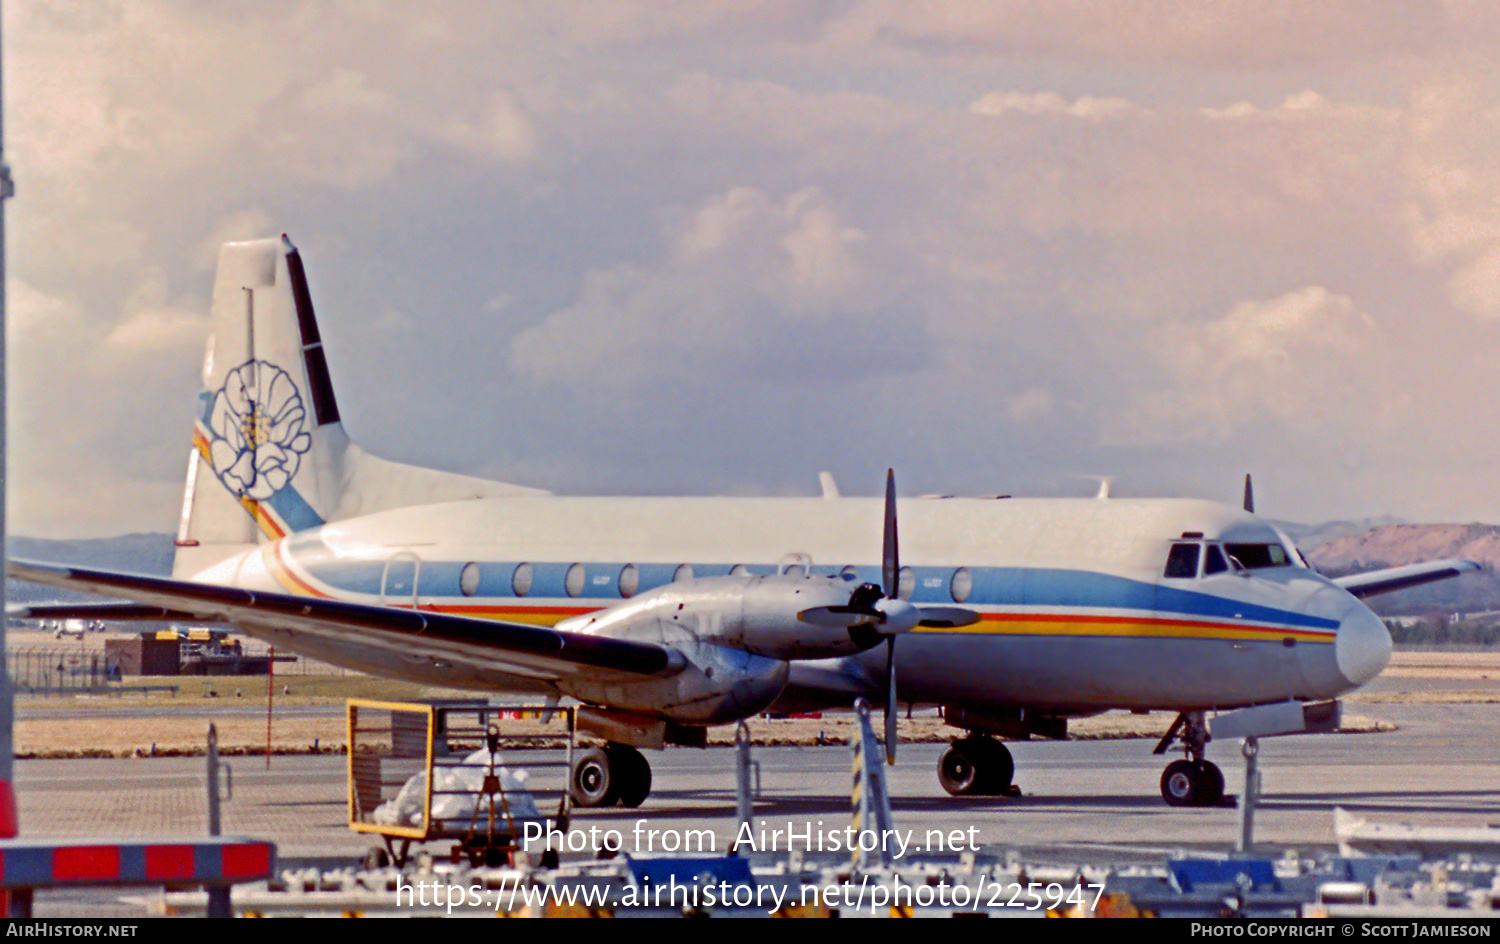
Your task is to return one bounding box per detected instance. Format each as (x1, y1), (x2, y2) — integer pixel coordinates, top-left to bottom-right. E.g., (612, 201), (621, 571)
(1236, 737), (1260, 852)
(734, 721), (754, 836)
(207, 724), (221, 836)
(0, 0), (20, 839)
(265, 647), (274, 768)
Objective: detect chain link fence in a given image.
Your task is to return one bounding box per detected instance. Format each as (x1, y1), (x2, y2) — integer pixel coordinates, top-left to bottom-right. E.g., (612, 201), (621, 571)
(7, 637), (357, 693)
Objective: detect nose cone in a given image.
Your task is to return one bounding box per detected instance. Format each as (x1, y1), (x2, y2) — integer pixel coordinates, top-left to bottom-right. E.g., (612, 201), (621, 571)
(1334, 604), (1393, 688)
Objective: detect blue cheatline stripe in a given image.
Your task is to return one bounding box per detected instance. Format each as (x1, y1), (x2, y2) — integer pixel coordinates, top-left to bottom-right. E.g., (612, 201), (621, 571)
(262, 484), (325, 533)
(274, 529), (1337, 631)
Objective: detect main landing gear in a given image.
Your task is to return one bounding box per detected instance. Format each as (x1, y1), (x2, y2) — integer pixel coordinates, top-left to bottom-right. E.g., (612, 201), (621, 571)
(570, 742), (653, 808)
(937, 734), (1015, 796)
(1154, 711), (1224, 807)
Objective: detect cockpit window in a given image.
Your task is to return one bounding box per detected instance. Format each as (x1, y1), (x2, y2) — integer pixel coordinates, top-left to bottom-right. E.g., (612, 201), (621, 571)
(1203, 544), (1228, 575)
(1164, 543), (1200, 578)
(1223, 543), (1289, 570)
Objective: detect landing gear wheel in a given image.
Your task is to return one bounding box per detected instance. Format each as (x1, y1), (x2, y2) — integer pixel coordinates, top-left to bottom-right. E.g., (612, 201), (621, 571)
(938, 737), (1014, 796)
(1160, 759), (1223, 807)
(1198, 760), (1224, 806)
(570, 747), (617, 807)
(606, 743), (652, 808)
(1161, 759), (1199, 806)
(938, 744), (980, 796)
(971, 738), (1015, 794)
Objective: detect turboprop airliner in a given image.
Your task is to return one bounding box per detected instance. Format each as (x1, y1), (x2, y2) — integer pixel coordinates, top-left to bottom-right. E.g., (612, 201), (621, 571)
(10, 236), (1481, 809)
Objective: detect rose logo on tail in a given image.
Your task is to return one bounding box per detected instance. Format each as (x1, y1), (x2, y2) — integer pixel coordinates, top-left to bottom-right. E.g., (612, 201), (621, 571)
(207, 360), (312, 500)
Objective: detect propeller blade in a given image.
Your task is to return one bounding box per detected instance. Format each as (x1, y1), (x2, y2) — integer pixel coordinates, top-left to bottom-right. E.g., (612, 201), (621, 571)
(882, 469), (899, 600)
(915, 606), (981, 628)
(884, 637), (898, 765)
(797, 606), (880, 628)
(1243, 474), (1255, 514)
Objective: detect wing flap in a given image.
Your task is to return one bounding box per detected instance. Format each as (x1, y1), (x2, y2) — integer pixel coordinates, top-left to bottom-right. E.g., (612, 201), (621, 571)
(8, 560), (681, 685)
(1333, 558), (1483, 599)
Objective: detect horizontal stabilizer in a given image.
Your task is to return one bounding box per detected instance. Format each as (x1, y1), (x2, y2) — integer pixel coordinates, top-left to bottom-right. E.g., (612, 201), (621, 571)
(1332, 559), (1483, 599)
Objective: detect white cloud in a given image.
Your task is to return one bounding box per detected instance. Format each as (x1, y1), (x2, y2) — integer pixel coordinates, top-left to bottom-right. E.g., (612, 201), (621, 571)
(438, 90), (538, 164)
(508, 186), (902, 388)
(1400, 77), (1500, 321)
(14, 1), (1500, 533)
(837, 1), (1449, 67)
(1118, 287), (1379, 444)
(1201, 90), (1399, 124)
(102, 308), (205, 355)
(970, 91), (1152, 121)
(1446, 245), (1500, 318)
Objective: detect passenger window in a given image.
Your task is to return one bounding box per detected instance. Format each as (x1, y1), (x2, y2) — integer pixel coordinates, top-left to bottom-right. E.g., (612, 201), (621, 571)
(1204, 545), (1228, 575)
(1164, 543), (1200, 578)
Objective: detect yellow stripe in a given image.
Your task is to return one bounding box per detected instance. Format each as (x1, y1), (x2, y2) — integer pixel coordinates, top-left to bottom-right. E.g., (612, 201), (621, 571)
(193, 425), (285, 540)
(917, 615), (1333, 643)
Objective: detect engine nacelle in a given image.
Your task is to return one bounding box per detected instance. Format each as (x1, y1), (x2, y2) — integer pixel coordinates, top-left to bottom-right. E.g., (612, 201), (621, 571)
(555, 573), (882, 724)
(561, 621), (789, 725)
(560, 573), (886, 660)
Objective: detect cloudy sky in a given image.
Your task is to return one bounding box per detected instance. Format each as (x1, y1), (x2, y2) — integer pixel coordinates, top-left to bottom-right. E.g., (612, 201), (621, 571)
(9, 1), (1500, 538)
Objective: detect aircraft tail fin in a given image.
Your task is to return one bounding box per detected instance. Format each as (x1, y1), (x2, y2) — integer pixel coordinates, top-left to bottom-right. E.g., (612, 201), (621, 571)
(174, 236), (546, 578)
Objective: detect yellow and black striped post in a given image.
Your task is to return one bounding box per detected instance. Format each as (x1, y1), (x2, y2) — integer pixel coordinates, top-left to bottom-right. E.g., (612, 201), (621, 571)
(850, 699), (895, 871)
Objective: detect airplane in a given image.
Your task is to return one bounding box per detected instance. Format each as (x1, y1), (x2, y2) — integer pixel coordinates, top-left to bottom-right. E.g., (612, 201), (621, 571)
(10, 235), (1482, 810)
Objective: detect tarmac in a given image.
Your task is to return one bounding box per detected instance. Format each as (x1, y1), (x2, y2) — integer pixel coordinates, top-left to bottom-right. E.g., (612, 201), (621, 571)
(10, 659), (1500, 917)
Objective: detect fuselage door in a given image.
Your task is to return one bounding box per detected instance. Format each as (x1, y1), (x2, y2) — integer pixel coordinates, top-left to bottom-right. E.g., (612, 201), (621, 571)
(381, 552), (422, 609)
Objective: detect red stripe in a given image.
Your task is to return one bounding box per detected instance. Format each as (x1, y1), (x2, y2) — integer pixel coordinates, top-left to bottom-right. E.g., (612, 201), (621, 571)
(54, 846), (119, 882)
(221, 843), (272, 879)
(144, 845), (196, 881)
(440, 605), (594, 618)
(976, 611), (1335, 639)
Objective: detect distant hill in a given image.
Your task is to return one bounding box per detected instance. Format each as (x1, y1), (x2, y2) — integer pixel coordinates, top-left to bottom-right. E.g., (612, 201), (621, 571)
(1305, 523), (1500, 617)
(1274, 516), (1403, 552)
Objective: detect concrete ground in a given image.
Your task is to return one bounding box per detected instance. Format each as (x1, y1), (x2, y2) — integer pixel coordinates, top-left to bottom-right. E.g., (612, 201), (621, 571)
(10, 652), (1500, 916)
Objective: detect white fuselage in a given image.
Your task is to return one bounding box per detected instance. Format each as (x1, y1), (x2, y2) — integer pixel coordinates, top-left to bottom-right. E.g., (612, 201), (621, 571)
(200, 493), (1392, 719)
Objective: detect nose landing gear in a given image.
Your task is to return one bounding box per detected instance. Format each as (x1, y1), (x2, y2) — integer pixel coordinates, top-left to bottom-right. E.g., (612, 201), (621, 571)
(1154, 711), (1225, 807)
(1160, 758), (1225, 807)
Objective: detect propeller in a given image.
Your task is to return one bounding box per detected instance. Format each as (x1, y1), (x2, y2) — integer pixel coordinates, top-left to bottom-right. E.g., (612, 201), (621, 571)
(794, 471), (981, 763)
(1243, 473), (1255, 514)
(880, 469), (903, 765)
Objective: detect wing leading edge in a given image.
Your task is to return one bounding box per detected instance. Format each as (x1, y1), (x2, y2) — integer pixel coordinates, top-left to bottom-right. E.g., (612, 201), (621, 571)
(8, 560), (682, 692)
(1333, 558), (1484, 599)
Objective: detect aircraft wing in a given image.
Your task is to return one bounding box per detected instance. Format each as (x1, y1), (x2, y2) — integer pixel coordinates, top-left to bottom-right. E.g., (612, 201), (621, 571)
(9, 601), (205, 622)
(1332, 558), (1483, 599)
(8, 560), (682, 693)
